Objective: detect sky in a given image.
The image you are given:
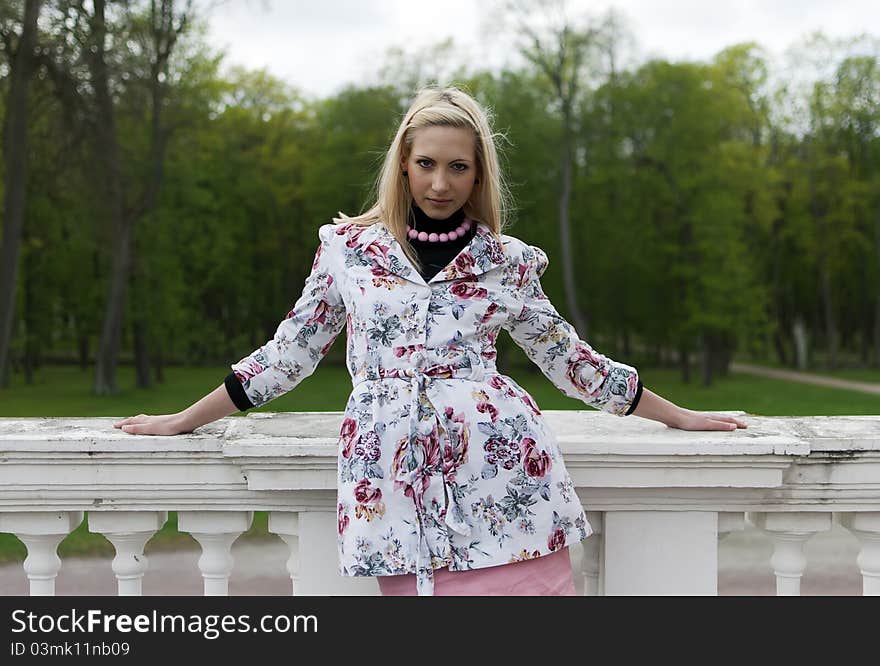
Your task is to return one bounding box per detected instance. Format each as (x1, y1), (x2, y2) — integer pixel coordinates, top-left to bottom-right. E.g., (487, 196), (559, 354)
(206, 0), (880, 98)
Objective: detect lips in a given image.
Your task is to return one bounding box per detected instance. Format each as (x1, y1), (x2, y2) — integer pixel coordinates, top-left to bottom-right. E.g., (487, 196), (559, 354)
(428, 198), (452, 204)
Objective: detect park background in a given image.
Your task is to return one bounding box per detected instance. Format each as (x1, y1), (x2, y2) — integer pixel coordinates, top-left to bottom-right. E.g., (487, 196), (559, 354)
(0, 0), (877, 586)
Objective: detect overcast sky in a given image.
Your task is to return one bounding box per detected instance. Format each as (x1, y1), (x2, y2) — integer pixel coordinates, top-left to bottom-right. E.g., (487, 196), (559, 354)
(206, 1), (879, 98)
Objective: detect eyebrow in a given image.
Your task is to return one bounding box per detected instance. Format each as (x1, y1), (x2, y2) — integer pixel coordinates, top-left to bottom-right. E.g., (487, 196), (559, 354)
(415, 154), (473, 164)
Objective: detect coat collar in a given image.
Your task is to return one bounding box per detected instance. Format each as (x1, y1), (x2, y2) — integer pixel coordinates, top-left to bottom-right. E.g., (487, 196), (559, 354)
(363, 220), (508, 286)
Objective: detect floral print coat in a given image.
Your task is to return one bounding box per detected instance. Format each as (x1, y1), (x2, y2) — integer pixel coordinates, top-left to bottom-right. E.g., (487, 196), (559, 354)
(231, 220), (641, 595)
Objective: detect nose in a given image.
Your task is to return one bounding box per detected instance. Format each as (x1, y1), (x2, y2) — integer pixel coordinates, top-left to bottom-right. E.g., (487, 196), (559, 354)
(432, 171), (449, 194)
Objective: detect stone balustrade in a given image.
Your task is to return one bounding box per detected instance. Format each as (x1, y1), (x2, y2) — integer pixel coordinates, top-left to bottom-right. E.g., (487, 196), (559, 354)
(1, 411), (879, 596)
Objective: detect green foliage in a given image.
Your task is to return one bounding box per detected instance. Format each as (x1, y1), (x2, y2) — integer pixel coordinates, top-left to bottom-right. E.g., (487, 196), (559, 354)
(1, 2), (878, 394)
(302, 85), (403, 222)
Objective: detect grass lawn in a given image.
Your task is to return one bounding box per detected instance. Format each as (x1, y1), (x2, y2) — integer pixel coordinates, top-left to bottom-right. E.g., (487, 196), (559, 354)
(0, 361), (876, 563)
(1, 362), (877, 418)
(824, 369), (880, 383)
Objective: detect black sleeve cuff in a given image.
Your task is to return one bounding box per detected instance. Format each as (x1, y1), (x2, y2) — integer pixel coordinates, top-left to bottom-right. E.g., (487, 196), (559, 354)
(624, 379), (644, 416)
(225, 372), (256, 412)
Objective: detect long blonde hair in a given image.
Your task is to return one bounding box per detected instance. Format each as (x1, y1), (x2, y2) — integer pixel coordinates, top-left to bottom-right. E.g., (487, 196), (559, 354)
(335, 85), (511, 271)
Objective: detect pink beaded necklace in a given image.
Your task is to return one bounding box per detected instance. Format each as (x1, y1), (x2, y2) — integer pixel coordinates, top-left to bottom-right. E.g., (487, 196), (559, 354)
(407, 217), (473, 243)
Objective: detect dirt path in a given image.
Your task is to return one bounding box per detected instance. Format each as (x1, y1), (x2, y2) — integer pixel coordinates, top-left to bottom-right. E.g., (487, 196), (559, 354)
(731, 362), (880, 395)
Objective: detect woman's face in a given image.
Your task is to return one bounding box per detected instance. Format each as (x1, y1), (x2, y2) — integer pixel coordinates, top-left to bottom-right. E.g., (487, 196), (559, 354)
(402, 125), (478, 219)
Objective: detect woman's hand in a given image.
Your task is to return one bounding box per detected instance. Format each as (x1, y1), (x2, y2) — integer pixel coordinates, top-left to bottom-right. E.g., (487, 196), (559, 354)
(670, 408), (748, 431)
(631, 387), (748, 431)
(113, 413), (192, 436)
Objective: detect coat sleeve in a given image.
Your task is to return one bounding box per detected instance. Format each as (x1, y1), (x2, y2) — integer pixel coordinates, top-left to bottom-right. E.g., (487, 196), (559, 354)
(502, 243), (642, 416)
(228, 224), (347, 409)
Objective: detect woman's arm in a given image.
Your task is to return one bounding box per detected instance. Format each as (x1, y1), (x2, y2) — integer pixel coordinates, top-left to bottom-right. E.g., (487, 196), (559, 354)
(631, 386), (747, 431)
(115, 225), (346, 437)
(503, 244), (640, 416)
(227, 223), (346, 409)
(176, 383), (241, 431)
(114, 383), (240, 435)
(503, 243), (747, 432)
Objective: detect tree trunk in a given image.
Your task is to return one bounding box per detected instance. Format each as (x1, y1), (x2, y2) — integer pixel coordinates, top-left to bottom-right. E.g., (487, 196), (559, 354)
(78, 330), (90, 371)
(0, 0), (42, 388)
(679, 344), (691, 383)
(712, 333), (729, 379)
(131, 0), (181, 388)
(810, 156), (837, 371)
(861, 301), (871, 367)
(91, 0), (132, 395)
(94, 221), (133, 394)
(792, 317), (809, 370)
(819, 265), (837, 370)
(769, 214), (789, 366)
(700, 332), (713, 388)
(134, 320), (152, 387)
(154, 347), (165, 383)
(773, 327), (789, 366)
(22, 229), (37, 385)
(558, 112), (589, 339)
(875, 213), (880, 368)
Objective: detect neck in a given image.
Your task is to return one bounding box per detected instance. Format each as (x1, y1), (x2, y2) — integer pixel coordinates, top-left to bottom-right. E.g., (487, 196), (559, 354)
(409, 203), (465, 231)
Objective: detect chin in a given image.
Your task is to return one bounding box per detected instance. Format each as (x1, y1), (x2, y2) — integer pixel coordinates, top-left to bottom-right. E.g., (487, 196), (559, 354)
(422, 200), (459, 216)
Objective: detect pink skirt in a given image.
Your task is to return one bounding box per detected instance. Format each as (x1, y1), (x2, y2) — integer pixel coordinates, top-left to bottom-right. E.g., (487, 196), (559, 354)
(377, 547), (577, 596)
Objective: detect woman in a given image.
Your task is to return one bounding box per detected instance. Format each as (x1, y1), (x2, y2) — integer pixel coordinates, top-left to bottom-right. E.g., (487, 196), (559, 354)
(115, 86), (747, 596)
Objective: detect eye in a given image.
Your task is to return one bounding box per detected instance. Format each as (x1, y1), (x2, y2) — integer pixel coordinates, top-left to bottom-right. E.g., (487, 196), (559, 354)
(416, 158), (433, 168)
(452, 163), (469, 172)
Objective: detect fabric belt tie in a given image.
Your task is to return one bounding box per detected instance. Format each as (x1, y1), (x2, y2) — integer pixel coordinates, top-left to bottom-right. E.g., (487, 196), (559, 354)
(386, 348), (486, 596)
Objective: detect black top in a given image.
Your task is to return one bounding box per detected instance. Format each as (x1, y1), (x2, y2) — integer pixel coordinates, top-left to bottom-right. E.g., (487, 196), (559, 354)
(223, 204), (642, 415)
(225, 372), (254, 412)
(405, 203), (476, 282)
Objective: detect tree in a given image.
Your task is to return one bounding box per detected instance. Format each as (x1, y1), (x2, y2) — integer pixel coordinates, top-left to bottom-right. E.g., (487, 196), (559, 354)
(611, 58), (770, 384)
(496, 0), (601, 339)
(831, 53), (880, 366)
(31, 0), (194, 394)
(0, 0), (43, 388)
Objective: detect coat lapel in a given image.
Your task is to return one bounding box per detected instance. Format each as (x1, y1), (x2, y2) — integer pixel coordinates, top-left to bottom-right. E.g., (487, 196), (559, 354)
(367, 221), (508, 285)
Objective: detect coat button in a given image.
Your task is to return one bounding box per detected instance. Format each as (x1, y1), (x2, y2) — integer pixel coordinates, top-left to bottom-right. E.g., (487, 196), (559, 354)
(410, 351), (425, 368)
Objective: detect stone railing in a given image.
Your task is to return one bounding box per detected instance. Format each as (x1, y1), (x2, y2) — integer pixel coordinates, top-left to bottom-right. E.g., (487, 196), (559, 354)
(1, 412), (878, 596)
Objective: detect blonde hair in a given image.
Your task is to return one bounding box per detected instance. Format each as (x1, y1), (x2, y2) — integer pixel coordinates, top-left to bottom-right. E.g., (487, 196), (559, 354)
(335, 85), (511, 271)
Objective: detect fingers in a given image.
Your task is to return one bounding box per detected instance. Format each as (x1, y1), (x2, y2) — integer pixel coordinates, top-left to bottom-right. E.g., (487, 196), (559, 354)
(114, 414), (148, 432)
(675, 413), (749, 432)
(121, 423), (156, 436)
(710, 415), (748, 429)
(706, 416), (747, 431)
(120, 420), (141, 434)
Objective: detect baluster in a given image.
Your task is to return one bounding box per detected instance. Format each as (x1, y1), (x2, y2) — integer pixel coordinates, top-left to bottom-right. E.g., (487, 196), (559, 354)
(603, 511), (718, 595)
(293, 510), (378, 595)
(748, 512), (831, 596)
(718, 512), (744, 541)
(88, 511), (167, 596)
(178, 511), (252, 596)
(838, 512), (880, 596)
(268, 512), (299, 595)
(717, 512), (745, 596)
(0, 511), (83, 596)
(579, 511), (603, 596)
